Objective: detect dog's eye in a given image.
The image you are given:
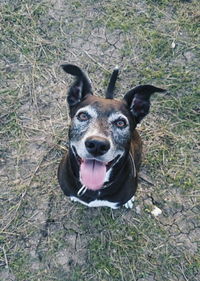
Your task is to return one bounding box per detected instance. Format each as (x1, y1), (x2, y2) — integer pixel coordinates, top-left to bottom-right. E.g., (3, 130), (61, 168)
(114, 119), (127, 128)
(77, 112), (90, 121)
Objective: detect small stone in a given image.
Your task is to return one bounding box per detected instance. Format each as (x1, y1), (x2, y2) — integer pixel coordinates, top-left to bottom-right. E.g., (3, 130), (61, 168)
(171, 41), (176, 49)
(151, 206), (162, 217)
(135, 205), (141, 214)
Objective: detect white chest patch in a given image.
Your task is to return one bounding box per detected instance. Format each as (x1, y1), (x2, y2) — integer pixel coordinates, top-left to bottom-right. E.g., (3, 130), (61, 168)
(70, 196), (119, 209)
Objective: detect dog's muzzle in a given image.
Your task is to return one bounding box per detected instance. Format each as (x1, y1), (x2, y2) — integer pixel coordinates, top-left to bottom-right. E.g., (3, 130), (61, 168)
(71, 145), (120, 191)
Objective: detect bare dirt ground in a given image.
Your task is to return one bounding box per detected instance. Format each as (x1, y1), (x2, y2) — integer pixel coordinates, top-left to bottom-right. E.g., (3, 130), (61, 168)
(0, 0), (199, 280)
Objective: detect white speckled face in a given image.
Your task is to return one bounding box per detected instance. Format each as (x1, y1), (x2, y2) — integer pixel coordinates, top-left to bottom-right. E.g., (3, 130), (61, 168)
(108, 112), (130, 147)
(69, 104), (131, 164)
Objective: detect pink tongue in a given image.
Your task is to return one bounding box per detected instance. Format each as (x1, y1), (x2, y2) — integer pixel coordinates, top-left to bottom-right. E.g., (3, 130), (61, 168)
(80, 159), (106, 190)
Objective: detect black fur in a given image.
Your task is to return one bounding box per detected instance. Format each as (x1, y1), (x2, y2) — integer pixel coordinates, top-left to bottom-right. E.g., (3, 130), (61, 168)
(61, 64), (93, 108)
(105, 68), (119, 99)
(123, 85), (166, 123)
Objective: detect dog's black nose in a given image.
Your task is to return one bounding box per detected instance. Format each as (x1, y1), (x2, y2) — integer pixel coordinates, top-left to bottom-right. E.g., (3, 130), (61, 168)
(85, 137), (110, 156)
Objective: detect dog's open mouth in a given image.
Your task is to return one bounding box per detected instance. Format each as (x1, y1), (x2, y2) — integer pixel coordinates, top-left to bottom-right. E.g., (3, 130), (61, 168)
(72, 146), (120, 190)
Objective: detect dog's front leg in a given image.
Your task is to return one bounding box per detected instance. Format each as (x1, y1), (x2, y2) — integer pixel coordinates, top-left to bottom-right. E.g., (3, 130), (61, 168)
(124, 196), (135, 209)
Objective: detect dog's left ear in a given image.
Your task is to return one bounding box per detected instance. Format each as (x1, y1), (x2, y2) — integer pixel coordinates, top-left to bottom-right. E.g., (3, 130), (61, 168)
(123, 85), (166, 123)
(61, 64), (93, 107)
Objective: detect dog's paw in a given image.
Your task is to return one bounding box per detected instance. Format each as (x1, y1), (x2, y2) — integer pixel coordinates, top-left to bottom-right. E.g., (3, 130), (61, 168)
(70, 196), (78, 202)
(124, 196), (135, 209)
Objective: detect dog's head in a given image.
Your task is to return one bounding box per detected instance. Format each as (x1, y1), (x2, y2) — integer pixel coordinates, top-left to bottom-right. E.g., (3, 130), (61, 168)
(62, 64), (165, 191)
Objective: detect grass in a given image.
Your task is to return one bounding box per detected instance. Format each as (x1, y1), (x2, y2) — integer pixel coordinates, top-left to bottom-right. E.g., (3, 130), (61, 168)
(0, 0), (200, 280)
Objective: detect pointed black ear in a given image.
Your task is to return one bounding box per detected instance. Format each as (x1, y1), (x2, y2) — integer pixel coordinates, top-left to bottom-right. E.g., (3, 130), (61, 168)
(123, 85), (166, 123)
(61, 64), (93, 106)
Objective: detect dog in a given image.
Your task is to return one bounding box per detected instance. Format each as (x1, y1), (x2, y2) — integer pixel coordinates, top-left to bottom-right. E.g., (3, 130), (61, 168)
(58, 64), (165, 209)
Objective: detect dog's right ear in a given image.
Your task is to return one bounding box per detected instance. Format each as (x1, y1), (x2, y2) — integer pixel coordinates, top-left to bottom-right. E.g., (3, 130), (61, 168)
(123, 85), (166, 123)
(61, 64), (93, 107)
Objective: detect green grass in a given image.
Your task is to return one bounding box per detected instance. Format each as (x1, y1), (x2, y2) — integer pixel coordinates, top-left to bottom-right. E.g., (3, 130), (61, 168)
(0, 0), (199, 280)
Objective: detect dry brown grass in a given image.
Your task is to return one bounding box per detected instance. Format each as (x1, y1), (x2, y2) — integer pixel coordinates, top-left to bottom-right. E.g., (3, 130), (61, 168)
(0, 0), (199, 280)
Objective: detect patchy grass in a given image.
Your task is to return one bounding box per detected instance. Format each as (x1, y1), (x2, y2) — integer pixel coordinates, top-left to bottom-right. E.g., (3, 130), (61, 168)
(0, 0), (199, 280)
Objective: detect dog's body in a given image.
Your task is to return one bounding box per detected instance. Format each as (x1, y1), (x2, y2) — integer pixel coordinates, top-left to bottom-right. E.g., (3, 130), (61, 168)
(58, 65), (165, 209)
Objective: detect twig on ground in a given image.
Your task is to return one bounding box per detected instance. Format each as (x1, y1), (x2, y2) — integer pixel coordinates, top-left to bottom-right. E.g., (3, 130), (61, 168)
(139, 173), (154, 186)
(83, 50), (110, 73)
(3, 246), (9, 269)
